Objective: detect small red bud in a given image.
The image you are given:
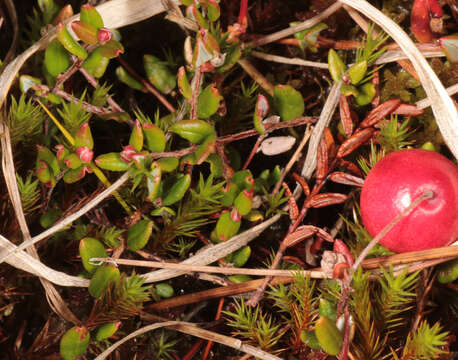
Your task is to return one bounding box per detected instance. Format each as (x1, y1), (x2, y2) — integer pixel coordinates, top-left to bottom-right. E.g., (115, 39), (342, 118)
(97, 28), (113, 43)
(120, 145), (136, 162)
(76, 146), (94, 163)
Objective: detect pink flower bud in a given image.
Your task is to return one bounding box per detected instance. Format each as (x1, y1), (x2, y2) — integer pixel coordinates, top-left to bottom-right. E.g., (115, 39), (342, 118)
(231, 208), (242, 222)
(55, 144), (66, 161)
(120, 145), (136, 162)
(97, 28), (113, 43)
(76, 146), (94, 163)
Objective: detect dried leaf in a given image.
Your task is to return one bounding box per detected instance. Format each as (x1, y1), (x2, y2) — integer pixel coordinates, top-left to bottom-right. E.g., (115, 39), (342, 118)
(337, 128), (375, 158)
(360, 98), (401, 128)
(282, 182), (298, 220)
(393, 103), (424, 116)
(329, 171), (364, 187)
(308, 193), (348, 208)
(284, 225), (318, 248)
(292, 172), (310, 197)
(339, 95), (353, 137)
(315, 136), (328, 182)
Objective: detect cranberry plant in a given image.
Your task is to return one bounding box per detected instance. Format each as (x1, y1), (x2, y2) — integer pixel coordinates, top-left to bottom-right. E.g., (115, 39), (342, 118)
(0, 0), (457, 358)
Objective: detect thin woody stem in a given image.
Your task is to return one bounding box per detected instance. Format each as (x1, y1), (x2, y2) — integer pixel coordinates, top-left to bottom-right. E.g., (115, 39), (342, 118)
(351, 190), (434, 272)
(117, 56), (176, 113)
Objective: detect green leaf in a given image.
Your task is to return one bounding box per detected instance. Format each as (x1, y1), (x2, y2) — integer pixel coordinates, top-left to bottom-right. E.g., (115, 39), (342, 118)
(232, 246), (251, 267)
(82, 47), (110, 78)
(88, 264), (120, 298)
(155, 283), (174, 298)
(315, 316), (343, 356)
(170, 120), (215, 144)
(79, 237), (107, 274)
(162, 174), (191, 206)
(60, 326), (90, 360)
(328, 49), (346, 83)
(127, 219), (153, 251)
(143, 123), (166, 153)
(40, 208), (62, 228)
(197, 84), (222, 118)
(95, 322), (121, 341)
(143, 55), (176, 94)
(273, 85), (304, 121)
(80, 4), (104, 29)
(215, 211), (240, 242)
(95, 152), (130, 171)
(116, 66), (145, 91)
(437, 258), (458, 283)
(44, 40), (70, 77)
(348, 60), (367, 85)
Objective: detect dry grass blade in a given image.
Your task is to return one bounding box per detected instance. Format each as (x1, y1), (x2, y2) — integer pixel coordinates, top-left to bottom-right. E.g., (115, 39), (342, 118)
(0, 119), (80, 323)
(0, 172), (130, 264)
(90, 257), (326, 278)
(0, 235), (89, 287)
(3, 0), (19, 65)
(94, 321), (282, 360)
(339, 0), (458, 160)
(300, 82), (341, 181)
(245, 2), (343, 48)
(142, 213), (283, 283)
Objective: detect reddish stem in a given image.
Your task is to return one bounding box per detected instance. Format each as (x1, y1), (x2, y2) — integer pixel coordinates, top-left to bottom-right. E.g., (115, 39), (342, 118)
(238, 0), (248, 28)
(242, 134), (266, 170)
(182, 340), (205, 360)
(202, 298), (225, 360)
(117, 56), (176, 113)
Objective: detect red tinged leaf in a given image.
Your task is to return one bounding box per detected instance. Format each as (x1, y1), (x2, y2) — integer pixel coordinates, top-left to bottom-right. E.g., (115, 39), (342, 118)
(333, 262), (350, 279)
(411, 0), (443, 43)
(337, 128), (375, 158)
(428, 0), (443, 18)
(360, 99), (401, 128)
(307, 193), (348, 208)
(339, 95), (353, 137)
(329, 171), (364, 187)
(333, 239), (354, 265)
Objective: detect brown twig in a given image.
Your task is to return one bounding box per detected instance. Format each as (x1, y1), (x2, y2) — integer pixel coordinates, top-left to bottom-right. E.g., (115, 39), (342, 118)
(242, 134), (267, 170)
(33, 84), (114, 117)
(244, 2), (343, 48)
(117, 56), (176, 113)
(237, 58), (274, 96)
(202, 297), (225, 360)
(190, 67), (203, 120)
(78, 67), (127, 114)
(54, 58), (83, 89)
